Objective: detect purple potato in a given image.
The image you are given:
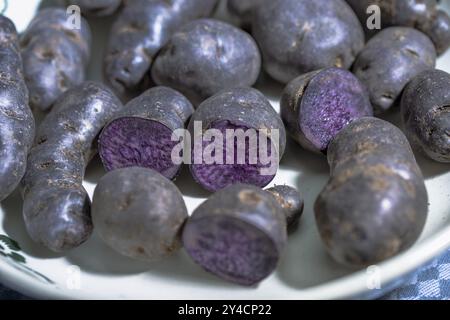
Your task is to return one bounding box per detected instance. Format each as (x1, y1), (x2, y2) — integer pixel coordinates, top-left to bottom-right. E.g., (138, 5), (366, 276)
(92, 167), (188, 261)
(188, 87), (286, 192)
(182, 183), (289, 286)
(401, 69), (450, 163)
(152, 19), (261, 105)
(21, 82), (122, 252)
(0, 16), (35, 201)
(227, 0), (259, 28)
(20, 8), (91, 112)
(104, 0), (218, 100)
(68, 0), (122, 16)
(281, 67), (373, 154)
(98, 86), (194, 179)
(266, 185), (304, 231)
(345, 0), (450, 55)
(252, 0), (364, 84)
(352, 27), (436, 114)
(315, 117), (428, 267)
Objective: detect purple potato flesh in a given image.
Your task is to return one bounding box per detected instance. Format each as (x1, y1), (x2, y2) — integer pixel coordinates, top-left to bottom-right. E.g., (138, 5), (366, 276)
(315, 117), (428, 267)
(20, 8), (91, 111)
(152, 19), (261, 105)
(401, 69), (450, 163)
(252, 0), (364, 84)
(345, 0), (450, 55)
(104, 0), (218, 100)
(92, 167), (188, 261)
(281, 68), (373, 153)
(352, 27), (436, 114)
(182, 184), (287, 286)
(99, 86), (194, 179)
(190, 120), (275, 192)
(188, 87), (286, 192)
(21, 82), (122, 252)
(0, 15), (35, 202)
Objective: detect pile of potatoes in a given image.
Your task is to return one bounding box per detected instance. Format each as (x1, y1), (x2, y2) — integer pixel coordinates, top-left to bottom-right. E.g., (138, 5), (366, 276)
(0, 0), (449, 286)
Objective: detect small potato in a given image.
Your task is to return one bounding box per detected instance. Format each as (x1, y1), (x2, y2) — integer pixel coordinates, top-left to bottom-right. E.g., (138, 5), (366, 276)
(352, 27), (436, 114)
(92, 167), (188, 262)
(401, 69), (450, 163)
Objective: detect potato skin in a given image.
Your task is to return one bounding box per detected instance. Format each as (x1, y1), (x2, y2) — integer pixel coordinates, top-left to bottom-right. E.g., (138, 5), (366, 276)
(22, 82), (122, 252)
(104, 0), (218, 100)
(152, 19), (261, 105)
(346, 0), (450, 55)
(266, 185), (303, 231)
(401, 69), (450, 163)
(252, 0), (364, 84)
(0, 16), (35, 202)
(353, 27), (436, 114)
(280, 67), (373, 154)
(69, 0), (122, 16)
(182, 183), (287, 286)
(315, 117), (428, 267)
(92, 167), (188, 261)
(20, 8), (91, 112)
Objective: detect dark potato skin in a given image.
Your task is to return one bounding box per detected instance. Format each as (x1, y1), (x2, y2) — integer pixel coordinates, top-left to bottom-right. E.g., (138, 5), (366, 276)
(281, 67), (373, 154)
(188, 87), (286, 192)
(401, 69), (450, 163)
(227, 0), (258, 28)
(353, 27), (436, 114)
(315, 117), (428, 267)
(152, 19), (261, 105)
(345, 0), (450, 55)
(266, 185), (304, 231)
(68, 0), (122, 17)
(182, 183), (288, 286)
(98, 86), (194, 179)
(20, 8), (91, 112)
(104, 0), (218, 100)
(21, 82), (123, 253)
(92, 167), (188, 261)
(252, 0), (364, 84)
(0, 16), (35, 202)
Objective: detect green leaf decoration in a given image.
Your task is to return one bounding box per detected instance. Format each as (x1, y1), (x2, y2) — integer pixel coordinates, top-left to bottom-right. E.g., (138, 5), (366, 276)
(0, 251), (6, 257)
(7, 252), (26, 264)
(0, 234), (21, 251)
(0, 1), (8, 15)
(0, 243), (4, 251)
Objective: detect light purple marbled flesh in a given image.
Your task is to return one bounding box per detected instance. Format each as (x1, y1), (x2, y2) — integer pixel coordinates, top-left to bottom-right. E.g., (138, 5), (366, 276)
(190, 120), (275, 192)
(99, 117), (181, 179)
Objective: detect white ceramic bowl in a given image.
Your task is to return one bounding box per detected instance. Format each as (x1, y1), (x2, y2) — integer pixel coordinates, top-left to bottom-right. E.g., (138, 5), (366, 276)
(1, 0), (449, 300)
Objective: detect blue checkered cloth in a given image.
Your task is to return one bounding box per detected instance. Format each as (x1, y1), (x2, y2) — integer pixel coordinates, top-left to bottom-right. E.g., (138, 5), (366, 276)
(1, 249), (449, 300)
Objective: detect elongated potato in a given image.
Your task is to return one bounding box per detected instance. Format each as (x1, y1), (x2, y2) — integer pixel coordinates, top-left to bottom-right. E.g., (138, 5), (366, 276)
(315, 117), (428, 267)
(0, 15), (35, 201)
(104, 0), (218, 100)
(20, 8), (91, 112)
(22, 82), (122, 252)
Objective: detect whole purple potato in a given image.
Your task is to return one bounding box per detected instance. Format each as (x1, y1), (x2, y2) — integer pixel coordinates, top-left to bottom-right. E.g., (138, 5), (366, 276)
(315, 117), (428, 267)
(152, 19), (261, 105)
(266, 185), (304, 231)
(92, 167), (188, 261)
(401, 69), (450, 163)
(104, 0), (218, 100)
(21, 82), (122, 253)
(183, 183), (301, 286)
(346, 0), (450, 55)
(353, 27), (436, 114)
(252, 0), (364, 84)
(68, 0), (122, 16)
(20, 8), (91, 112)
(188, 87), (286, 192)
(98, 86), (194, 179)
(281, 68), (373, 154)
(0, 16), (35, 202)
